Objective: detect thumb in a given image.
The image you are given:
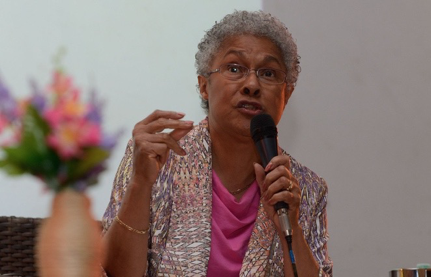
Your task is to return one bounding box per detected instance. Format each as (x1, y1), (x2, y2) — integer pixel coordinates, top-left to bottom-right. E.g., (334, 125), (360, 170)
(253, 162), (266, 194)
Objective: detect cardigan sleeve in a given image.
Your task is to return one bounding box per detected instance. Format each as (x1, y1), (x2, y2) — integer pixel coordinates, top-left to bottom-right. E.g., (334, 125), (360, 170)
(101, 139), (134, 234)
(309, 177), (333, 277)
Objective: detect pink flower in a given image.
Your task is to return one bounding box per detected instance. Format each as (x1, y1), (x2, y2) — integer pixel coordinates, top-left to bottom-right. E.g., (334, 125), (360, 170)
(49, 71), (73, 96)
(44, 98), (87, 127)
(62, 98), (87, 118)
(78, 121), (101, 146)
(47, 122), (82, 159)
(44, 108), (63, 127)
(47, 119), (101, 159)
(0, 114), (7, 133)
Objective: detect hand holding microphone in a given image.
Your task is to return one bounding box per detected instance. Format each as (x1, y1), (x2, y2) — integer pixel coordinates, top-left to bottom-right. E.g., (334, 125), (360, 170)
(250, 114), (300, 237)
(251, 113), (300, 276)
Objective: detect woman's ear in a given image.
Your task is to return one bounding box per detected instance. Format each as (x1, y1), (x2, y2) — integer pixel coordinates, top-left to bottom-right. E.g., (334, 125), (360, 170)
(198, 75), (209, 100)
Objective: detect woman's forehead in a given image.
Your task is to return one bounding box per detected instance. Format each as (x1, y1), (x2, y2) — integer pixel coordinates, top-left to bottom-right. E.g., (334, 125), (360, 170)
(213, 35), (285, 67)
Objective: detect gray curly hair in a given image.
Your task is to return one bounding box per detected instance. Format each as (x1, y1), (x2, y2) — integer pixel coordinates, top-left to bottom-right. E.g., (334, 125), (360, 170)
(195, 10), (301, 113)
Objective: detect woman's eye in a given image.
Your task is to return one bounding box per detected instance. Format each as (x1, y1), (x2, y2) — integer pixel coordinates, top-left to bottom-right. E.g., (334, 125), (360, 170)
(227, 65), (241, 73)
(261, 69), (276, 77)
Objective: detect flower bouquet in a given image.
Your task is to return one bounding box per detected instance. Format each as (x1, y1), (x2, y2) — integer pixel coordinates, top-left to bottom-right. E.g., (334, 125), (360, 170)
(0, 69), (117, 192)
(0, 67), (118, 276)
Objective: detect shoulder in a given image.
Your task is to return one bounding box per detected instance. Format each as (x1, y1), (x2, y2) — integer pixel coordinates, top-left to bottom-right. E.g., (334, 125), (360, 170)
(158, 118), (211, 183)
(177, 118), (211, 155)
(282, 150), (328, 199)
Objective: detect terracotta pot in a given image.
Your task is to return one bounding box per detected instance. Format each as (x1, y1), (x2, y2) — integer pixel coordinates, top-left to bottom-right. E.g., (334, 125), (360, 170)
(36, 188), (103, 276)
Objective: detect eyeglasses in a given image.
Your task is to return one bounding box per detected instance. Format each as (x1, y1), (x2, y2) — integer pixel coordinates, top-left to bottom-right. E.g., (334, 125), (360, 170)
(207, 63), (287, 85)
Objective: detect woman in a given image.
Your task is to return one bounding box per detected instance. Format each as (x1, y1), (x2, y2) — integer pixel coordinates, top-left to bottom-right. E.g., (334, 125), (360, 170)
(102, 10), (332, 277)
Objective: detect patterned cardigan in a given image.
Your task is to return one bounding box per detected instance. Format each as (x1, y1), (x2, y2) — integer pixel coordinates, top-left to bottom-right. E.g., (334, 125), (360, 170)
(102, 118), (333, 276)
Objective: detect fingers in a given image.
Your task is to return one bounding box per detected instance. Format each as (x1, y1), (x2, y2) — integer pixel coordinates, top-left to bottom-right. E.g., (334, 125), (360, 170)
(263, 176), (294, 200)
(130, 110), (194, 187)
(265, 187), (299, 207)
(263, 154), (291, 173)
(262, 166), (290, 191)
(256, 155), (300, 208)
(133, 110), (194, 156)
(141, 141), (171, 162)
(140, 110), (186, 126)
(253, 163), (266, 193)
(135, 118), (193, 133)
(254, 156), (301, 233)
(142, 130), (192, 155)
(261, 156), (293, 192)
(263, 174), (299, 207)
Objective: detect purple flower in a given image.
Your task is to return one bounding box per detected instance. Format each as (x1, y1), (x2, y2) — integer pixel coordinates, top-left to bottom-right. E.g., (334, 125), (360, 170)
(29, 79), (46, 112)
(0, 78), (18, 121)
(72, 180), (87, 193)
(87, 164), (105, 178)
(30, 94), (46, 112)
(72, 163), (107, 192)
(85, 88), (104, 124)
(101, 129), (123, 150)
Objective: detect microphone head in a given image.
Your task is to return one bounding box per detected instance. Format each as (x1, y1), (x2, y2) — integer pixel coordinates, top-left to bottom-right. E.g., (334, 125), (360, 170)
(250, 113), (278, 143)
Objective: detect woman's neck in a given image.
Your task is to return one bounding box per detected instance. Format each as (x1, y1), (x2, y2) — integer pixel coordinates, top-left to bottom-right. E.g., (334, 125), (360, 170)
(209, 126), (260, 195)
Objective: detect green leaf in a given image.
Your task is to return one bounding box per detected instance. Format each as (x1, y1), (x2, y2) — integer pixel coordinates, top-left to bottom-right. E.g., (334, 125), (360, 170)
(0, 159), (26, 176)
(22, 105), (50, 145)
(78, 147), (109, 174)
(0, 105), (61, 177)
(65, 147), (109, 182)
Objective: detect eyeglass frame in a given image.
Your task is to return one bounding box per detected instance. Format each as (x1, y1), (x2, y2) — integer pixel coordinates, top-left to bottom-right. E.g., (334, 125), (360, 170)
(205, 63), (288, 85)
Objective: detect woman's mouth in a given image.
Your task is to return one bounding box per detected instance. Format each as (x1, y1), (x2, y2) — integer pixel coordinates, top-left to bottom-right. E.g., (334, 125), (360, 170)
(237, 101), (263, 115)
(240, 103), (260, 110)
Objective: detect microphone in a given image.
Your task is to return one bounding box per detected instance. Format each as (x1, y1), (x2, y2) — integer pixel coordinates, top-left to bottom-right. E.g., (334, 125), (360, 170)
(250, 114), (292, 237)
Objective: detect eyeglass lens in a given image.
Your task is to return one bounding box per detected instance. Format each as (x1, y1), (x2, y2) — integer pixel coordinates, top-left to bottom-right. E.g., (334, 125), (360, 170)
(220, 64), (285, 84)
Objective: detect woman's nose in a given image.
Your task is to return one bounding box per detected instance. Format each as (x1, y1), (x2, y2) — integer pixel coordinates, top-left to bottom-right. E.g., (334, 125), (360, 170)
(242, 71), (261, 96)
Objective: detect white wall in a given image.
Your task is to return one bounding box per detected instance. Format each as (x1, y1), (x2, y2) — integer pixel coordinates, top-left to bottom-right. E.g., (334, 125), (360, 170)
(262, 0), (431, 276)
(0, 1), (260, 216)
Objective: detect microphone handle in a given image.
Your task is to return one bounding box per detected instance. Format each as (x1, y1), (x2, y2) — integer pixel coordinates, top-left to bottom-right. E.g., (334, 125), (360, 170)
(275, 201), (292, 237)
(274, 201), (288, 211)
(254, 137), (292, 237)
(254, 136), (278, 166)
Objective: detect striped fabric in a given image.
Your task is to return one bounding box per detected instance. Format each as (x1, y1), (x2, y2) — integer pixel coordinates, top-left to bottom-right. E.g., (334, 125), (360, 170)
(102, 118), (333, 276)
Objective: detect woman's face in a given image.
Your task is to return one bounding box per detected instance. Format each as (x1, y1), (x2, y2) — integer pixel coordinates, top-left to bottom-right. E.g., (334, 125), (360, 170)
(198, 34), (293, 140)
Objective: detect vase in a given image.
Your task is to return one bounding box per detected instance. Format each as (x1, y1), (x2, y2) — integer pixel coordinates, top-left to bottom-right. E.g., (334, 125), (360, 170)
(35, 188), (103, 276)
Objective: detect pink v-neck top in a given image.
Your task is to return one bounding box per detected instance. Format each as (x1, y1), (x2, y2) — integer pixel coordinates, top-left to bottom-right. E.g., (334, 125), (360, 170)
(207, 170), (261, 277)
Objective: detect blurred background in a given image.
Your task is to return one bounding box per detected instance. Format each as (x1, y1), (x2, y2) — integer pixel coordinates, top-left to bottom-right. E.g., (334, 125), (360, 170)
(0, 0), (429, 276)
